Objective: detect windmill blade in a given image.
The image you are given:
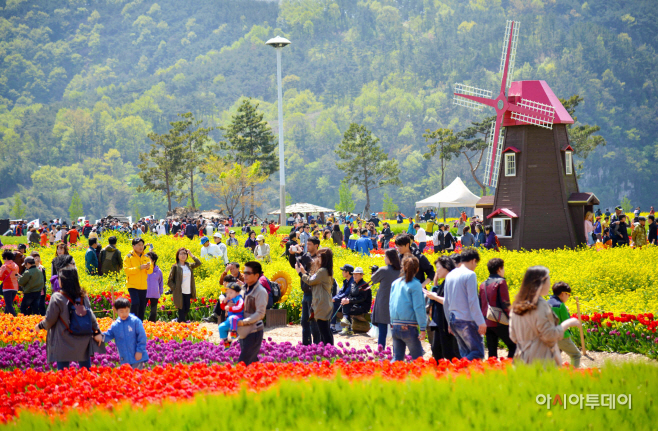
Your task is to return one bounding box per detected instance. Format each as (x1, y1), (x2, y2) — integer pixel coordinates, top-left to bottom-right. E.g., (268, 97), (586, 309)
(510, 98), (555, 129)
(499, 20), (520, 90)
(453, 83), (492, 111)
(483, 121), (505, 188)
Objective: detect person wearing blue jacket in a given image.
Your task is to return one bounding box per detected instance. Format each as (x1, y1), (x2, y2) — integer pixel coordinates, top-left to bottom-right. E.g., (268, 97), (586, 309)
(85, 238), (99, 275)
(355, 229), (373, 256)
(389, 255), (426, 361)
(102, 297), (149, 368)
(331, 264), (354, 333)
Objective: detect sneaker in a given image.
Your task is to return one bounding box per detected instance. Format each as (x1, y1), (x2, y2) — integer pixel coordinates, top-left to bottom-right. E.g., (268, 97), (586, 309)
(340, 328), (354, 336)
(340, 316), (350, 327)
(331, 327), (339, 334)
(229, 330), (238, 339)
(202, 315), (218, 323)
(223, 339), (231, 349)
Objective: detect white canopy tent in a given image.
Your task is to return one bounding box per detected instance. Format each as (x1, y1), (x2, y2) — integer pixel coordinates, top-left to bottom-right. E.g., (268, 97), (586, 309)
(268, 203), (335, 215)
(415, 177), (481, 208)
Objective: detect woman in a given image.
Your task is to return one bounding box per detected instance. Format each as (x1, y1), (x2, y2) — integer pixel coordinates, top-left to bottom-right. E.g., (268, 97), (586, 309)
(145, 251), (163, 323)
(227, 230), (238, 246)
(296, 248), (334, 345)
(389, 256), (426, 361)
(483, 225), (498, 250)
(584, 211), (595, 246)
(244, 231), (258, 252)
(322, 230), (332, 241)
(370, 249), (402, 348)
(34, 268), (104, 370)
(509, 266), (581, 366)
(380, 222), (393, 249)
(414, 223), (427, 252)
(423, 256), (460, 360)
(285, 231), (299, 258)
(479, 258), (516, 358)
(167, 248), (202, 323)
(52, 243), (69, 277)
(368, 223), (379, 250)
(461, 226), (476, 247)
(131, 224), (143, 238)
(0, 250), (19, 316)
(474, 225), (486, 247)
(254, 235), (271, 263)
(331, 224), (343, 246)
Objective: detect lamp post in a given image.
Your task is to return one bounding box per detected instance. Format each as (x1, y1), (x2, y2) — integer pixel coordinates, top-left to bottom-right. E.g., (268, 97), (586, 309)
(265, 35), (291, 227)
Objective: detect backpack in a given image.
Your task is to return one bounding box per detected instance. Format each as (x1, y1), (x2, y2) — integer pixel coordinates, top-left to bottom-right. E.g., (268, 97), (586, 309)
(100, 247), (117, 274)
(58, 292), (94, 336)
(269, 280), (282, 304)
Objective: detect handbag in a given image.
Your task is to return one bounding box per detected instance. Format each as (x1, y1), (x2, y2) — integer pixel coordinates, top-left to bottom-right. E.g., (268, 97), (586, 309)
(483, 281), (509, 325)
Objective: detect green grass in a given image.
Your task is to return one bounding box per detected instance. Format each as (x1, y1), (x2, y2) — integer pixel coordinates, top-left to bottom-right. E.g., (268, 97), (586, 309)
(4, 362), (656, 430)
(0, 236), (26, 245)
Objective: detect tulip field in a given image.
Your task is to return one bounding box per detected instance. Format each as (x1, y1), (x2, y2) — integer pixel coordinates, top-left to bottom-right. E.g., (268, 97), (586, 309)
(2, 232), (658, 426)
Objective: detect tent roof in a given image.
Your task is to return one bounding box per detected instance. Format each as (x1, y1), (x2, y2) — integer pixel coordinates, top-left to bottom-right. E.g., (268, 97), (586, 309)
(415, 177), (481, 208)
(268, 203), (335, 215)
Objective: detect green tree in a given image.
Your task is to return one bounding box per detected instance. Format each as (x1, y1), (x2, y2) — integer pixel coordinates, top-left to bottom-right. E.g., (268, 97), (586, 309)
(171, 112), (215, 209)
(559, 95), (606, 163)
(335, 180), (355, 214)
(220, 98), (277, 214)
(10, 194), (26, 219)
(452, 117), (496, 196)
(382, 192), (398, 219)
(137, 128), (185, 212)
(336, 123), (401, 213)
(620, 195), (632, 214)
(423, 128), (461, 220)
(68, 191), (84, 222)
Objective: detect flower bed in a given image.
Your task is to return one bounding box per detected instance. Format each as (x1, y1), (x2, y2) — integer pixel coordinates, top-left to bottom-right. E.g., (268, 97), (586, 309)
(581, 312), (658, 358)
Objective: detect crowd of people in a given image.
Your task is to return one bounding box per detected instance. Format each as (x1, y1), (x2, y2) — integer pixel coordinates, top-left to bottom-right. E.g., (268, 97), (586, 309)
(8, 204), (652, 370)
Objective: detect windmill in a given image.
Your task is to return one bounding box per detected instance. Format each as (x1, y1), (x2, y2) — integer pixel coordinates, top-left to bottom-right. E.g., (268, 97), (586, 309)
(453, 21), (556, 188)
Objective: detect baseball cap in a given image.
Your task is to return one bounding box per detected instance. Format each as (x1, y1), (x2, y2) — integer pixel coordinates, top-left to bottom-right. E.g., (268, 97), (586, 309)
(353, 267), (364, 274)
(615, 206), (622, 211)
(340, 264), (355, 273)
(213, 232), (222, 238)
(229, 230), (235, 234)
(200, 237), (209, 245)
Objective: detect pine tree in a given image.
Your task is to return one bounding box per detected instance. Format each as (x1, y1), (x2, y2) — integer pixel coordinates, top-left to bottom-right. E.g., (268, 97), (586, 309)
(382, 192), (398, 219)
(336, 123), (401, 214)
(138, 128), (185, 212)
(10, 195), (26, 220)
(335, 180), (355, 214)
(68, 191), (84, 222)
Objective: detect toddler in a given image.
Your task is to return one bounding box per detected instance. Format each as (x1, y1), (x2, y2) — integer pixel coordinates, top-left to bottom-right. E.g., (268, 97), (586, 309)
(102, 298), (149, 369)
(218, 283), (244, 348)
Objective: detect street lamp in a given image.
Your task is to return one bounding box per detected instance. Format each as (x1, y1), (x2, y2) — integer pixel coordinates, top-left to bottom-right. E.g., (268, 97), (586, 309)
(265, 35), (291, 227)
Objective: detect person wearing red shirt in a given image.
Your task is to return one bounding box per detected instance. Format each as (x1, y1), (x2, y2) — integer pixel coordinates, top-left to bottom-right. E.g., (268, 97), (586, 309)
(39, 230), (48, 247)
(269, 222), (280, 236)
(67, 227), (79, 244)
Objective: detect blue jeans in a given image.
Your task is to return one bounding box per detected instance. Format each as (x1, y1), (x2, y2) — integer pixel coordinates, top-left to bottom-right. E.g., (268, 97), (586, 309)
(391, 324), (425, 361)
(57, 360), (91, 371)
(377, 323), (388, 348)
(449, 313), (484, 360)
(218, 315), (240, 339)
(331, 300), (341, 324)
(418, 242), (426, 252)
(301, 295), (320, 345)
(2, 290), (16, 316)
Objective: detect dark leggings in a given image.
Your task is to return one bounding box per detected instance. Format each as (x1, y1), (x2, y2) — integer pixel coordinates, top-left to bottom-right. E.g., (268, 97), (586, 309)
(128, 288), (147, 320)
(485, 326), (516, 358)
(147, 297), (159, 322)
(178, 293), (191, 322)
(377, 323), (388, 348)
(2, 290), (16, 316)
(57, 359), (91, 370)
(316, 319), (334, 345)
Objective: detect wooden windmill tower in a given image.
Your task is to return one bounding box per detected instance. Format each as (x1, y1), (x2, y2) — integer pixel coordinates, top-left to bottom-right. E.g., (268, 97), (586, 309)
(454, 21), (599, 250)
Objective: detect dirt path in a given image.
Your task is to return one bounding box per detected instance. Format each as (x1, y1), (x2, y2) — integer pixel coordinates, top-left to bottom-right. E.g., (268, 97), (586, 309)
(200, 323), (652, 368)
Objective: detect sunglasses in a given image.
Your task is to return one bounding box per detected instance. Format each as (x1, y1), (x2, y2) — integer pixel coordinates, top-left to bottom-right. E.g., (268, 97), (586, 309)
(243, 271), (254, 275)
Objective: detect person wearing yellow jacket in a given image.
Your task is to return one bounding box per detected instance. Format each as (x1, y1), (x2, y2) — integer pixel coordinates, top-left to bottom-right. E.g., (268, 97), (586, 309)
(124, 238), (153, 320)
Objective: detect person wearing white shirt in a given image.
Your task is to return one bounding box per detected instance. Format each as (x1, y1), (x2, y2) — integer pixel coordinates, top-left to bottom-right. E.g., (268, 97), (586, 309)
(156, 221), (167, 236)
(414, 223), (428, 252)
(205, 223), (214, 237)
(254, 235), (271, 262)
(200, 236), (223, 260)
(212, 232), (229, 264)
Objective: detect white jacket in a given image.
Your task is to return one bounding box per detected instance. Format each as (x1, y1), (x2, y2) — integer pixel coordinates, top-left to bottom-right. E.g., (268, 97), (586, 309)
(415, 228), (427, 242)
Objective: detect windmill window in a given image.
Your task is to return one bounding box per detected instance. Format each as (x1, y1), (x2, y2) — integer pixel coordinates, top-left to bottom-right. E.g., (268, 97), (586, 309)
(493, 218), (512, 238)
(565, 151), (573, 175)
(505, 153), (516, 177)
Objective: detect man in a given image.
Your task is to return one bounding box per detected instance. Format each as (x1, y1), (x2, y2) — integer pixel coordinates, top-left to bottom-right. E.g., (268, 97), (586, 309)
(394, 234), (435, 288)
(199, 236), (223, 260)
(66, 225), (79, 245)
(632, 216), (647, 247)
(433, 223), (445, 253)
(85, 238), (99, 275)
(213, 232), (229, 264)
(99, 236), (123, 276)
(82, 221), (93, 238)
(236, 261), (268, 366)
(343, 222), (352, 245)
(123, 238), (153, 320)
(443, 224), (455, 252)
(355, 228), (373, 256)
(184, 220), (199, 240)
(443, 248), (486, 360)
(289, 236), (321, 345)
(339, 267), (371, 336)
(332, 264), (354, 333)
(595, 207), (602, 218)
(648, 215), (657, 245)
(368, 213), (380, 227)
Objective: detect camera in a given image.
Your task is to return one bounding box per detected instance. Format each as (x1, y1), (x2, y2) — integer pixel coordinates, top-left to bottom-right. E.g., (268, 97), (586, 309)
(370, 265), (379, 274)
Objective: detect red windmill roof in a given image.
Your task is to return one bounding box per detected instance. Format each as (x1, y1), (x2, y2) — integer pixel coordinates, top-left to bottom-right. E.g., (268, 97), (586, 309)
(503, 80), (574, 127)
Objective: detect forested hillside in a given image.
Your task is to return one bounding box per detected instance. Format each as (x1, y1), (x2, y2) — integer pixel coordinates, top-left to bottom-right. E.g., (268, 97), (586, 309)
(0, 0), (656, 220)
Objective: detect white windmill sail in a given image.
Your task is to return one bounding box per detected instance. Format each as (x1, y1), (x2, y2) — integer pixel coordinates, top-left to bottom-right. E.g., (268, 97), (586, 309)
(453, 83), (492, 110)
(483, 121), (505, 188)
(500, 20), (520, 90)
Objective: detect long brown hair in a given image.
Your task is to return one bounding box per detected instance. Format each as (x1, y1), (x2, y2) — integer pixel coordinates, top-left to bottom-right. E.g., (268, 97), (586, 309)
(512, 266), (550, 315)
(175, 247), (189, 264)
(401, 256), (419, 283)
(385, 248), (401, 271)
(315, 248), (334, 277)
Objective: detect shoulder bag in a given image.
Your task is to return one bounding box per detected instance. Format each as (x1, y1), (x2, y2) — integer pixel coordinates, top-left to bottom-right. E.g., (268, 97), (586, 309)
(483, 281), (509, 325)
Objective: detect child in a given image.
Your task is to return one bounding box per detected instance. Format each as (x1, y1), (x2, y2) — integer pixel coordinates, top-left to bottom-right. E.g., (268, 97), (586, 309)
(218, 283), (244, 348)
(547, 282), (582, 368)
(102, 298), (149, 369)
